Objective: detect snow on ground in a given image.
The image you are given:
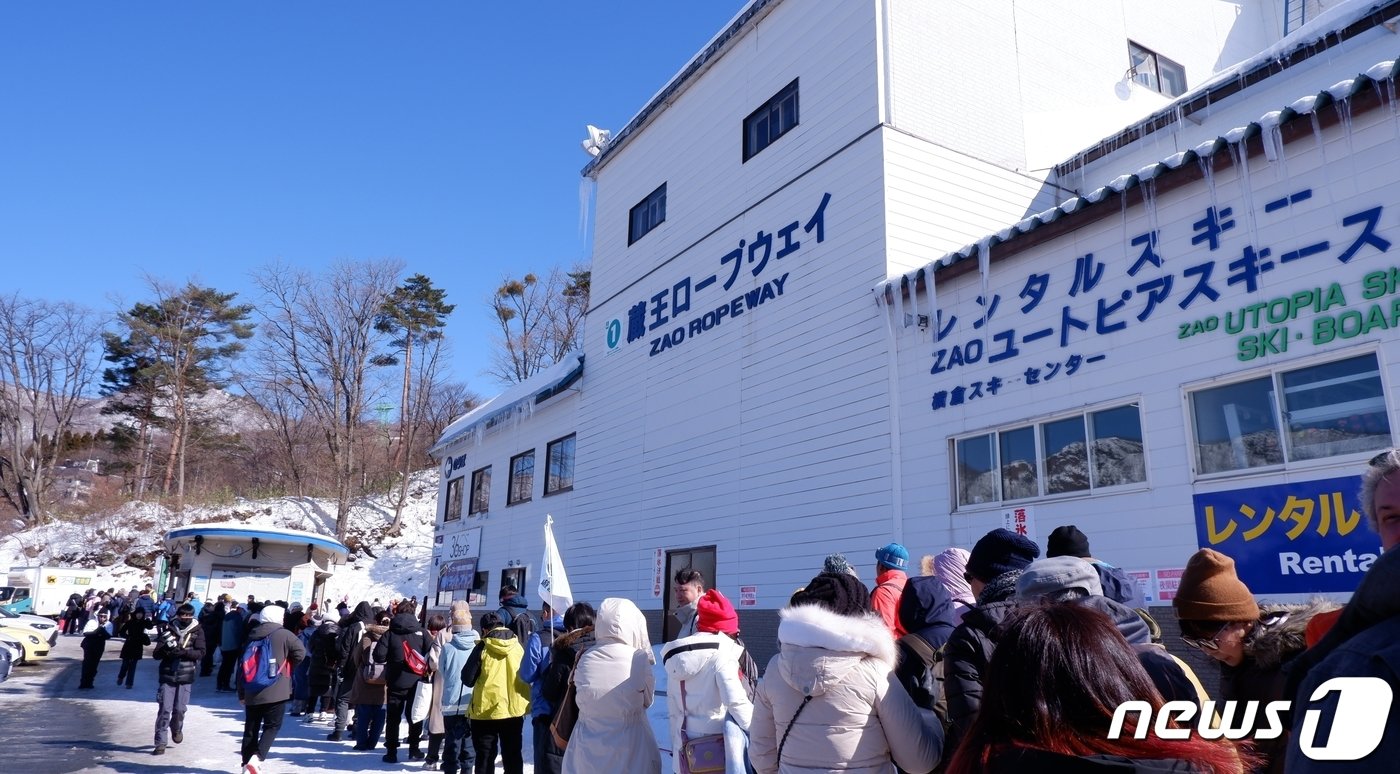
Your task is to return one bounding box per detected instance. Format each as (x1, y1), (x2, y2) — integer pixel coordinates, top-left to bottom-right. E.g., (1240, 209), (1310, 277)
(0, 470), (443, 607)
(9, 636), (679, 774)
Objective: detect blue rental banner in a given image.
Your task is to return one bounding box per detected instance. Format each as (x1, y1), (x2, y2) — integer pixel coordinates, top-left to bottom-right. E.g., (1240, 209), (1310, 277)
(1192, 475), (1383, 595)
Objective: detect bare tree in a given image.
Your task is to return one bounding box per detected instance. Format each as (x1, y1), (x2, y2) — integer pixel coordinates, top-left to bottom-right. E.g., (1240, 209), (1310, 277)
(0, 295), (104, 523)
(421, 381), (481, 449)
(252, 259), (402, 540)
(488, 264), (589, 384)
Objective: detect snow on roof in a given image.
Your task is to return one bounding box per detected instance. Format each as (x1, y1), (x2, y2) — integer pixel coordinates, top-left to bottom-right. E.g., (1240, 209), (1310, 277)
(881, 55), (1400, 297)
(580, 0), (780, 178)
(1059, 0), (1400, 174)
(430, 352), (584, 455)
(164, 522), (349, 555)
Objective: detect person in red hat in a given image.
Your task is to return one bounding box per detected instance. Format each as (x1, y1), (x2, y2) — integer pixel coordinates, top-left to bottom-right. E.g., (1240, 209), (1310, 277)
(660, 589), (755, 773)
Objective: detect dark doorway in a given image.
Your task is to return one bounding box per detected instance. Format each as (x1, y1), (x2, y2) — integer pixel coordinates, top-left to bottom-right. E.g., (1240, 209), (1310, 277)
(663, 545), (716, 641)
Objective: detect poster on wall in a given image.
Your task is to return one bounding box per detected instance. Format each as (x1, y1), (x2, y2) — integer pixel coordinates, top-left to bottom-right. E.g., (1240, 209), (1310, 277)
(1002, 505), (1036, 541)
(652, 549), (664, 598)
(1125, 570), (1153, 603)
(739, 585), (758, 607)
(1154, 568), (1184, 601)
(1191, 475), (1380, 595)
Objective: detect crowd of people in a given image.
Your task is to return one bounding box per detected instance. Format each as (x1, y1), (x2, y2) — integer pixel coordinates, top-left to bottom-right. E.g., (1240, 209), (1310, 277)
(61, 451), (1400, 773)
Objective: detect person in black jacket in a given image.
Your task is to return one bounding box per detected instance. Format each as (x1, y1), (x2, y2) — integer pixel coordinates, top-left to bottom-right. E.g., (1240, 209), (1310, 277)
(372, 602), (428, 763)
(198, 596), (224, 676)
(117, 607), (154, 688)
(152, 603), (207, 755)
(894, 575), (959, 726)
(78, 610), (114, 689)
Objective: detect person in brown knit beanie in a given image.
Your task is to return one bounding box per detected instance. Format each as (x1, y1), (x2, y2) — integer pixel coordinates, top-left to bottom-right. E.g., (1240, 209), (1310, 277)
(1173, 548), (1334, 774)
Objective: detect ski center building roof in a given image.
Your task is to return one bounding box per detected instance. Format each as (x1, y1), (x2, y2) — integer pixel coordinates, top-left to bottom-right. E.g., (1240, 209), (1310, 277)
(436, 1), (1400, 657)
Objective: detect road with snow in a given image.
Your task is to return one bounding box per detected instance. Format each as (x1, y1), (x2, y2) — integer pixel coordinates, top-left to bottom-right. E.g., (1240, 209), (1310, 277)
(3, 635), (678, 774)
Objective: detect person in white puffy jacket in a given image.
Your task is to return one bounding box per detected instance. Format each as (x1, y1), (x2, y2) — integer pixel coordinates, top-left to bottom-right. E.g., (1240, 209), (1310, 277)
(561, 598), (661, 774)
(662, 589), (754, 774)
(750, 572), (943, 774)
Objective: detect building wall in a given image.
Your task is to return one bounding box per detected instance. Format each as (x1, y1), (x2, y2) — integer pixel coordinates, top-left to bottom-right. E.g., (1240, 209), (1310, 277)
(578, 131), (894, 613)
(588, 0), (880, 312)
(891, 82), (1399, 598)
(434, 389), (578, 605)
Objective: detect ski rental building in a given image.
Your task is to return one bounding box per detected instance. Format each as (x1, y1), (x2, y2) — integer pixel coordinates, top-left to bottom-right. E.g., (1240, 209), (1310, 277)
(432, 0), (1400, 661)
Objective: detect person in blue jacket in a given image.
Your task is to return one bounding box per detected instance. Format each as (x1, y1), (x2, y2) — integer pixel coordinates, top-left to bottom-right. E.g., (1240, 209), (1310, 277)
(518, 600), (567, 774)
(218, 602), (246, 691)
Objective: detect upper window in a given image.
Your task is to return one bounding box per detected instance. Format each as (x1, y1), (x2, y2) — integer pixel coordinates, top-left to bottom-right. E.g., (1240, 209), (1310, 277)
(628, 183), (667, 245)
(743, 78), (799, 162)
(508, 450), (535, 505)
(1128, 41), (1186, 98)
(954, 402), (1147, 508)
(1189, 352), (1391, 476)
(469, 466), (490, 515)
(443, 476), (464, 522)
(545, 434), (576, 495)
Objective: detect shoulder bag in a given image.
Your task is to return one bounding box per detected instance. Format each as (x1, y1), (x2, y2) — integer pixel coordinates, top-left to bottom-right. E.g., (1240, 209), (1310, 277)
(548, 649), (583, 750)
(678, 680), (726, 774)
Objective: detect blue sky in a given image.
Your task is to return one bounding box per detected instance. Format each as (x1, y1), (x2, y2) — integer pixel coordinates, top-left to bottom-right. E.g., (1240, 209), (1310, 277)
(0, 1), (745, 396)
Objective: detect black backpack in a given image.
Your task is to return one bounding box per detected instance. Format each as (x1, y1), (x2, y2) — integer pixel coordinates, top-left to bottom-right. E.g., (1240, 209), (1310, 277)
(310, 622), (341, 665)
(541, 642), (576, 705)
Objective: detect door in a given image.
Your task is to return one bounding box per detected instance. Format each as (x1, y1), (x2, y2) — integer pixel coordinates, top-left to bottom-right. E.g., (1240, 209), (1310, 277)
(663, 546), (716, 642)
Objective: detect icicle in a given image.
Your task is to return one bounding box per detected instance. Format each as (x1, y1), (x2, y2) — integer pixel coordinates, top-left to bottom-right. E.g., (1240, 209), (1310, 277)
(894, 273), (907, 330)
(1310, 111), (1337, 204)
(1387, 77), (1400, 142)
(578, 177), (595, 246)
(925, 261), (938, 343)
(1199, 152), (1219, 213)
(977, 238), (992, 357)
(1142, 177), (1160, 261)
(1228, 137), (1262, 252)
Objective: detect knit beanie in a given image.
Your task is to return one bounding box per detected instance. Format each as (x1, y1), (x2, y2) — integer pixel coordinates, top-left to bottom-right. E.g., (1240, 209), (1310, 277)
(790, 572), (871, 617)
(450, 600), (473, 632)
(875, 542), (910, 571)
(823, 553), (859, 578)
(966, 528), (1041, 583)
(1046, 525), (1092, 558)
(1173, 548), (1260, 622)
(696, 589), (739, 635)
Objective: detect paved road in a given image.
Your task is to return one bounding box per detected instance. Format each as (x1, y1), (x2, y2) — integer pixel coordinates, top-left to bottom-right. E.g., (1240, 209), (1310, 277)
(0, 635), (125, 773)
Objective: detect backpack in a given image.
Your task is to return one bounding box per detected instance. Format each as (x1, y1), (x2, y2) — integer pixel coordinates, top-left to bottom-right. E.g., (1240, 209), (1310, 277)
(735, 637), (761, 702)
(241, 637), (287, 694)
(402, 638), (429, 677)
(502, 606), (537, 641)
(361, 658), (387, 685)
(540, 650), (573, 705)
(311, 622), (341, 665)
(898, 632), (948, 728)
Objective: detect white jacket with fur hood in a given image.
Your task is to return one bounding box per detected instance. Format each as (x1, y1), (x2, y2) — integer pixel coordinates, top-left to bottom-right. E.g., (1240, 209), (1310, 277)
(750, 605), (943, 774)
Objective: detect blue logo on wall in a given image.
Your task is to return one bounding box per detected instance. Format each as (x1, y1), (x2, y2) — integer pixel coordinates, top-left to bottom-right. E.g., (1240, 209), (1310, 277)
(606, 319), (622, 349)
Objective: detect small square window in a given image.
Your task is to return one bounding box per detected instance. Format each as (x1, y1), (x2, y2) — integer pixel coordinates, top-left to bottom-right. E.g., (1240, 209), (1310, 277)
(468, 466), (490, 515)
(1128, 41), (1186, 98)
(628, 183), (667, 245)
(545, 434), (576, 495)
(508, 451), (534, 505)
(743, 79), (800, 162)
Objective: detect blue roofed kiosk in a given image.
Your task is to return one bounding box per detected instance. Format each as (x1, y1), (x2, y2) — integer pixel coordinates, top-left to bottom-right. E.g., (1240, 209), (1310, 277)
(162, 523), (349, 608)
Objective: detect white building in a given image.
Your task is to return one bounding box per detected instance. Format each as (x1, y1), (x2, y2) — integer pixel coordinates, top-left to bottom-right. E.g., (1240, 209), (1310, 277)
(433, 0), (1400, 656)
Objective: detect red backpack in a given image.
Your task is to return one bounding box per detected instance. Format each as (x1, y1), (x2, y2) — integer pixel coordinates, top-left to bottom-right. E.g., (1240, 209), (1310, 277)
(402, 639), (428, 677)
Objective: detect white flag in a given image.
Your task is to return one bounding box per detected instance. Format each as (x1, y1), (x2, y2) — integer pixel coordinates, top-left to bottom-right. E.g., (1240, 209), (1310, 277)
(539, 514), (574, 614)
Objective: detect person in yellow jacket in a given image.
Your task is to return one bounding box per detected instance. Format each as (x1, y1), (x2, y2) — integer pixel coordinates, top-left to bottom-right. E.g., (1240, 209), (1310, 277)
(469, 611), (532, 774)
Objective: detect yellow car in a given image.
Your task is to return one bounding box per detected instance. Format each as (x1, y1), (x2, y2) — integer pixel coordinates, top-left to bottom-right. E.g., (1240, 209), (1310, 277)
(0, 623), (48, 664)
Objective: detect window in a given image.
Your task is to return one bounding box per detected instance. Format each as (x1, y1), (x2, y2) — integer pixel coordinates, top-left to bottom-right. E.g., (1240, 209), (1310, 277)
(1190, 353), (1391, 475)
(628, 183), (667, 245)
(545, 434), (576, 495)
(954, 403), (1147, 508)
(508, 450), (534, 505)
(469, 466), (490, 515)
(743, 78), (799, 162)
(443, 476), (464, 522)
(1128, 41), (1186, 97)
(470, 571), (488, 608)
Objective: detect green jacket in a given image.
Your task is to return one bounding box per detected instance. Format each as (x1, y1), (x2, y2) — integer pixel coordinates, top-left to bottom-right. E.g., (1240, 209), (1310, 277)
(469, 627), (531, 720)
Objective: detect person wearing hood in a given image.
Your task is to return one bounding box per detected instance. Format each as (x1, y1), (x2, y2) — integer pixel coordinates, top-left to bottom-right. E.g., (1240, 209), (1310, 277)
(330, 600), (376, 739)
(946, 603), (1249, 774)
(198, 595), (224, 677)
(662, 589), (754, 774)
(544, 602), (597, 751)
(929, 548), (975, 624)
(943, 527), (1040, 753)
(151, 603), (206, 755)
(348, 609), (392, 751)
(1045, 525), (1149, 609)
(562, 598), (661, 774)
(468, 611), (531, 774)
(438, 601), (482, 774)
(236, 603), (306, 774)
(1172, 548), (1336, 774)
(518, 601), (568, 774)
(871, 543), (911, 638)
(496, 584), (534, 639)
(1016, 557), (1210, 711)
(750, 572), (941, 774)
(373, 601), (430, 763)
(893, 573), (959, 743)
(117, 606), (154, 689)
